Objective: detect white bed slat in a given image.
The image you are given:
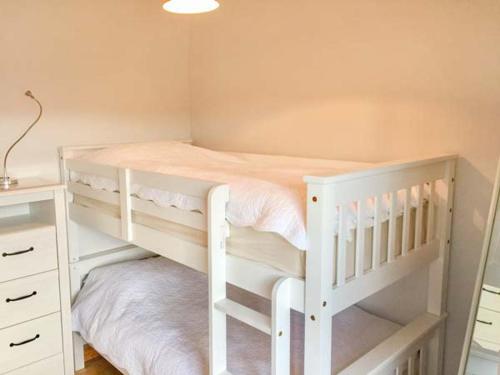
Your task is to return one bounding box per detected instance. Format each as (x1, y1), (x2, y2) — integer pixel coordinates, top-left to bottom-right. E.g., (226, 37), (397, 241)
(426, 181), (435, 243)
(337, 204), (348, 286)
(131, 197), (207, 231)
(415, 184), (424, 250)
(119, 168), (133, 241)
(130, 169), (217, 199)
(388, 191), (398, 263)
(327, 161), (448, 205)
(215, 299), (271, 335)
(402, 188), (411, 256)
(372, 195), (383, 270)
(68, 182), (120, 205)
(66, 159), (118, 179)
(408, 353), (416, 375)
(419, 345), (427, 373)
(355, 199), (366, 278)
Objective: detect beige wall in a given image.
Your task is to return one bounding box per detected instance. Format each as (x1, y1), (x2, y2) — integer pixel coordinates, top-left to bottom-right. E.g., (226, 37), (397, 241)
(190, 1), (500, 373)
(0, 0), (191, 180)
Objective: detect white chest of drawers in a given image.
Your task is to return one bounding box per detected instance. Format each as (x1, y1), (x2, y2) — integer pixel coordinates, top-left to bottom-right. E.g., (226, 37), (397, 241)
(0, 180), (74, 375)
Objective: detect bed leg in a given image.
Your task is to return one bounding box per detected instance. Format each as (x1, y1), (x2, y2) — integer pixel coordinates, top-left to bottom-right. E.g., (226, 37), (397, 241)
(272, 278), (292, 375)
(208, 185), (230, 375)
(304, 184), (335, 375)
(73, 333), (85, 371)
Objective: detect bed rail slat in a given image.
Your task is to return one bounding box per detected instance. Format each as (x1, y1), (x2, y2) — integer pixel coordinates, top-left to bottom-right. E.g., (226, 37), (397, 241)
(131, 197), (207, 231)
(372, 195), (382, 269)
(415, 184), (424, 250)
(337, 204), (347, 286)
(67, 182), (120, 205)
(388, 191), (398, 262)
(426, 181), (435, 243)
(402, 188), (411, 256)
(355, 200), (366, 278)
(119, 168), (133, 241)
(66, 159), (118, 179)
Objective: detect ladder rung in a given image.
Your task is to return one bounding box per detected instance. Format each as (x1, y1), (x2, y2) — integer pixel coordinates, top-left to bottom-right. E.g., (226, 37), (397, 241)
(215, 298), (271, 335)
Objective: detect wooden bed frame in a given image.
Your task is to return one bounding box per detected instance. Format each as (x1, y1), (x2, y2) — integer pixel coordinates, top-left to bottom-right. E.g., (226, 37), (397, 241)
(60, 142), (456, 375)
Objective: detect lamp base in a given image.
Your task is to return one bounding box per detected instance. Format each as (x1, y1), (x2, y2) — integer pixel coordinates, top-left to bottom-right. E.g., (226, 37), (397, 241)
(0, 176), (18, 190)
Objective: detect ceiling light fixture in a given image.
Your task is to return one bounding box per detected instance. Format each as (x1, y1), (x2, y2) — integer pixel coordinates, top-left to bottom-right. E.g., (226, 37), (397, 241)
(163, 0), (220, 14)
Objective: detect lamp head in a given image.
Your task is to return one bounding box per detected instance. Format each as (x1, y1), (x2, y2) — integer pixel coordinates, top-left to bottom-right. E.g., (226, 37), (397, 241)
(25, 90), (34, 99)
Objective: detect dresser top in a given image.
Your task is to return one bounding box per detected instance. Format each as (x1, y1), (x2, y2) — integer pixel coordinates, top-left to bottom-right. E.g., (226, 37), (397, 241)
(0, 178), (64, 196)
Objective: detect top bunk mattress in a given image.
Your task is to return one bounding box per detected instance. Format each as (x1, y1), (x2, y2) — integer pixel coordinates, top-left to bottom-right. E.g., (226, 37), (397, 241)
(73, 141), (374, 250)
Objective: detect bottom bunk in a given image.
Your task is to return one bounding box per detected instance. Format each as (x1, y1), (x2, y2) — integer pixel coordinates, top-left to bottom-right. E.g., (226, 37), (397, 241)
(72, 256), (439, 375)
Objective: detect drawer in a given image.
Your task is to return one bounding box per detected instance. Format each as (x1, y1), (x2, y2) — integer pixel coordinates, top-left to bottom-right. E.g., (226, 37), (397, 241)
(0, 226), (57, 283)
(475, 308), (500, 344)
(0, 313), (62, 373)
(2, 354), (64, 375)
(480, 285), (500, 313)
(0, 271), (60, 329)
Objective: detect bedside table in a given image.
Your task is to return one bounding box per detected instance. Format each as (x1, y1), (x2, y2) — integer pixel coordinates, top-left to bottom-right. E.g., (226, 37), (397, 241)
(0, 180), (74, 375)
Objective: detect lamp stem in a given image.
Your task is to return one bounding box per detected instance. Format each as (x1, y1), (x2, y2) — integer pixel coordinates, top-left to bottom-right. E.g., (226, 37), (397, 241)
(1, 91), (43, 188)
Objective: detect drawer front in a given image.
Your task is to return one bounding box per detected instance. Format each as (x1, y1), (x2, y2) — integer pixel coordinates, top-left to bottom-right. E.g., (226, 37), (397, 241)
(0, 313), (62, 373)
(0, 227), (57, 283)
(480, 285), (500, 313)
(3, 354), (64, 375)
(0, 271), (60, 329)
(475, 308), (500, 344)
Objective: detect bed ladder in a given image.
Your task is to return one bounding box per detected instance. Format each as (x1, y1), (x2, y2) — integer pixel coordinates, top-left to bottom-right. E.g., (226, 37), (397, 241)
(208, 185), (292, 375)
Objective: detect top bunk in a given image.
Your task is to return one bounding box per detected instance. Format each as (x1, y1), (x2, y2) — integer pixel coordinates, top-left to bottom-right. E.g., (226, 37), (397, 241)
(61, 140), (456, 307)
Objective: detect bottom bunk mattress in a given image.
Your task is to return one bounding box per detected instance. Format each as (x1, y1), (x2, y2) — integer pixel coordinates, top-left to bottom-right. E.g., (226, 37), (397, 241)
(72, 257), (402, 375)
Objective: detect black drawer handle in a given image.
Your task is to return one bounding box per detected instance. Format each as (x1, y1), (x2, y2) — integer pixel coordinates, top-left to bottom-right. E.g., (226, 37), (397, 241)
(2, 247), (34, 257)
(6, 291), (37, 303)
(483, 287), (500, 296)
(9, 334), (40, 347)
(477, 319), (493, 326)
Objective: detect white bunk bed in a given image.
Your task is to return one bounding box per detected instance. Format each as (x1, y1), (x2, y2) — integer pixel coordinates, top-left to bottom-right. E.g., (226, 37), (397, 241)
(60, 141), (456, 375)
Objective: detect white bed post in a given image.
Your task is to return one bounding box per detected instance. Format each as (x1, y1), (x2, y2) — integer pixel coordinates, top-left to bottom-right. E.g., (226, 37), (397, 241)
(426, 159), (456, 375)
(304, 182), (335, 375)
(272, 277), (292, 375)
(208, 184), (230, 375)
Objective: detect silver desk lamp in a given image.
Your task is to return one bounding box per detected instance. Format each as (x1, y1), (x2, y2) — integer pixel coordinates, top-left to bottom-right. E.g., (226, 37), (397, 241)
(1, 91), (43, 190)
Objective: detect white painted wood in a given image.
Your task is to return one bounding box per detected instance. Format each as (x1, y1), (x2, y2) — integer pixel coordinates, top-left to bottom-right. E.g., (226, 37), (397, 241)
(53, 190), (75, 375)
(61, 148), (457, 375)
(426, 181), (436, 243)
(402, 188), (412, 256)
(67, 182), (120, 206)
(388, 191), (398, 263)
(355, 199), (366, 277)
(337, 204), (347, 286)
(419, 345), (428, 374)
(330, 240), (440, 316)
(338, 313), (443, 375)
(207, 185), (230, 375)
(215, 299), (271, 335)
(415, 184), (424, 251)
(131, 197), (207, 231)
(304, 154), (455, 185)
(0, 226), (57, 283)
(272, 278), (292, 375)
(426, 159), (456, 375)
(2, 354), (64, 375)
(0, 313), (62, 374)
(480, 284), (500, 312)
(408, 353), (416, 375)
(0, 270), (60, 329)
(304, 184), (334, 375)
(372, 195), (383, 270)
(118, 168), (133, 241)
